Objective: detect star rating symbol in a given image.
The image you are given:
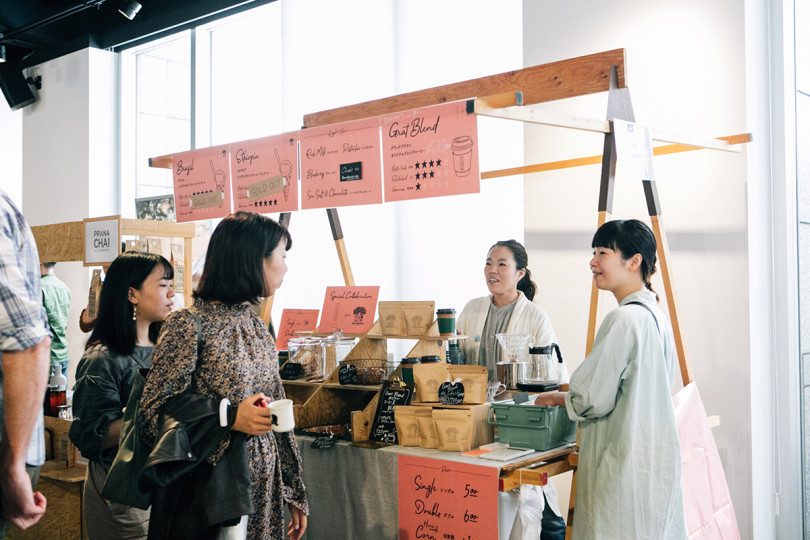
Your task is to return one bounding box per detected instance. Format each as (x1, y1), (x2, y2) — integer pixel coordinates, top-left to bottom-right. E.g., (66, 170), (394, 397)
(416, 183), (421, 190)
(429, 159), (435, 167)
(436, 158), (442, 167)
(422, 161), (428, 168)
(415, 161), (421, 169)
(429, 171), (435, 178)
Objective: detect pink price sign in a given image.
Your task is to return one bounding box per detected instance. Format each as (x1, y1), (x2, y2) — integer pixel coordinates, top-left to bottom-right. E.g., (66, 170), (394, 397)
(172, 145), (232, 223)
(299, 117), (383, 210)
(397, 454), (499, 540)
(230, 133), (299, 213)
(318, 286), (379, 335)
(276, 309), (319, 351)
(382, 101), (480, 202)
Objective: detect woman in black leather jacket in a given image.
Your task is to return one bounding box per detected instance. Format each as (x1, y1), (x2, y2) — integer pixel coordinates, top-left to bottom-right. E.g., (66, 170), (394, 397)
(69, 252), (174, 539)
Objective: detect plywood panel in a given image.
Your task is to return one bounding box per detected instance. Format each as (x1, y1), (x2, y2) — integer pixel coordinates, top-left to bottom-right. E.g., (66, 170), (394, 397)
(31, 222), (84, 263)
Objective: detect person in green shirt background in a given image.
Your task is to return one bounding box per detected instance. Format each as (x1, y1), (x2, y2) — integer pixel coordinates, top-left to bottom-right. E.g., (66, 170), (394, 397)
(40, 262), (71, 376)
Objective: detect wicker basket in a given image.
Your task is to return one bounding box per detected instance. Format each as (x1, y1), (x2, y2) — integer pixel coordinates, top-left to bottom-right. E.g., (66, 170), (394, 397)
(340, 358), (398, 385)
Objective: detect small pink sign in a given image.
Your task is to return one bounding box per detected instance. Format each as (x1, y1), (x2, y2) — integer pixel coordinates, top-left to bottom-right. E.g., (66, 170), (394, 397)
(299, 118), (383, 209)
(276, 309), (319, 351)
(230, 133), (299, 213)
(382, 101), (480, 202)
(318, 286), (380, 335)
(173, 145), (232, 223)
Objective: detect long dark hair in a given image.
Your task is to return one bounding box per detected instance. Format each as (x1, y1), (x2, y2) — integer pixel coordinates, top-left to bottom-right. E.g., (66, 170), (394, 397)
(194, 212), (292, 305)
(490, 239), (537, 301)
(87, 251), (174, 355)
(591, 219), (659, 300)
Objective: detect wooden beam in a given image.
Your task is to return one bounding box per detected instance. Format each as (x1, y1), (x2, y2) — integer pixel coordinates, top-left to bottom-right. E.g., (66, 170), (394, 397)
(481, 133), (752, 180)
(303, 49), (626, 128)
(649, 214), (693, 386)
(470, 100), (740, 153)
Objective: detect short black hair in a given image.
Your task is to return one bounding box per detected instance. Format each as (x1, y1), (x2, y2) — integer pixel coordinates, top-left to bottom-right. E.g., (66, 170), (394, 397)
(592, 219), (659, 299)
(43, 262), (56, 269)
(194, 212), (292, 305)
(87, 251), (174, 355)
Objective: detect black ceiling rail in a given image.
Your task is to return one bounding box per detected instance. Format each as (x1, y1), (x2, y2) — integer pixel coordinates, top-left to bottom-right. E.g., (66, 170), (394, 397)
(0, 0), (107, 44)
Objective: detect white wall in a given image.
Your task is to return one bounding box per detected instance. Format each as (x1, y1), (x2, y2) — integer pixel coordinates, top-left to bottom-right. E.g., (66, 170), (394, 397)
(0, 100), (23, 203)
(21, 48), (119, 387)
(522, 0), (756, 537)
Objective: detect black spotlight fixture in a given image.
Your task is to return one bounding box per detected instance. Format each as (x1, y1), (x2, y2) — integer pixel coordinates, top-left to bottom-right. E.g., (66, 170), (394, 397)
(118, 0), (142, 20)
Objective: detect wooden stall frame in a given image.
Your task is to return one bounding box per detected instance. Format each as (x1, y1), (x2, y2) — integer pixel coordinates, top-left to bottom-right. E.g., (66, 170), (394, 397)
(31, 216), (196, 307)
(146, 49), (752, 534)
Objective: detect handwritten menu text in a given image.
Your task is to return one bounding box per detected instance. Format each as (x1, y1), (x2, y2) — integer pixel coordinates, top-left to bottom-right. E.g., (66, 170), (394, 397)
(299, 118), (383, 209)
(172, 145), (232, 223)
(382, 101), (480, 202)
(230, 133), (299, 213)
(397, 455), (498, 539)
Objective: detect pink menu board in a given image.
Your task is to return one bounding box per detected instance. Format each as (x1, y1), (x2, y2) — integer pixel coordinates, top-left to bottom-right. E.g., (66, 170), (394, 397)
(317, 286), (380, 335)
(173, 145), (232, 223)
(230, 133), (299, 213)
(276, 309), (319, 351)
(382, 101), (480, 202)
(299, 118), (383, 210)
(397, 455), (499, 539)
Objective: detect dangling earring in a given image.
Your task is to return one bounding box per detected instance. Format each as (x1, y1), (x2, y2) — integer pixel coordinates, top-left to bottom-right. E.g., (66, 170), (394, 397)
(132, 304), (138, 321)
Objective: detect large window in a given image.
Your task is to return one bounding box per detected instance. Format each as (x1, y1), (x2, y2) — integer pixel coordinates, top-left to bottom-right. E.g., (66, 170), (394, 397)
(119, 0), (525, 333)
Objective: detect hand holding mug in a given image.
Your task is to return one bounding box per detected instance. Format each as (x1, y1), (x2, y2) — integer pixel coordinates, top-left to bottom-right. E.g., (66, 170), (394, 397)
(233, 393), (275, 435)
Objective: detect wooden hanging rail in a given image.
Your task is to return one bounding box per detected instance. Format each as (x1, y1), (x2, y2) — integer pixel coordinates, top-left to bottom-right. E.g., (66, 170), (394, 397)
(468, 98), (742, 153)
(303, 48), (626, 128)
(481, 133), (752, 179)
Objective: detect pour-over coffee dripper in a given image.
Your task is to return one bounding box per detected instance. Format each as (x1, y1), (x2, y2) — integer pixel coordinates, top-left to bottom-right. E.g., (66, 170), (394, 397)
(495, 333), (532, 390)
(495, 333), (531, 362)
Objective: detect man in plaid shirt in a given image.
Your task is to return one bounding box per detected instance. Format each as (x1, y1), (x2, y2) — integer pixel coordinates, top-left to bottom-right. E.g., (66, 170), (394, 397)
(0, 189), (51, 535)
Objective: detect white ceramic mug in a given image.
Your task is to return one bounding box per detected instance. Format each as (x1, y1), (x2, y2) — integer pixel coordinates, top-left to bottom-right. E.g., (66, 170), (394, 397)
(268, 398), (295, 432)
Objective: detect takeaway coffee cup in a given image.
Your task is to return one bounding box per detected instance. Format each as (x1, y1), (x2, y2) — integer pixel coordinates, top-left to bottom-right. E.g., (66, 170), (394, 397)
(451, 136), (474, 177)
(268, 399), (295, 432)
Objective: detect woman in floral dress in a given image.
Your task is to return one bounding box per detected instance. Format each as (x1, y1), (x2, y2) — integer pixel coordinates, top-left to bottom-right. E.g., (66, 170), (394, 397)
(138, 212), (308, 540)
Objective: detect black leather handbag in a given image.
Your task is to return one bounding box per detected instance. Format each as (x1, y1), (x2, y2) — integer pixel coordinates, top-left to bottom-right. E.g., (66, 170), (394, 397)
(101, 311), (202, 509)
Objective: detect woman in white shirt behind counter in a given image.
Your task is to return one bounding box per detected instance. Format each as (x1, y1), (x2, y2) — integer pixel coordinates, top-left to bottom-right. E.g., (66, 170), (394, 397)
(457, 239), (569, 540)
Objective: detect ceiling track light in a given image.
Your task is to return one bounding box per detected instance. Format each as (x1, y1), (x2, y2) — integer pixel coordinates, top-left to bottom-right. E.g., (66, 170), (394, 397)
(118, 0), (142, 20)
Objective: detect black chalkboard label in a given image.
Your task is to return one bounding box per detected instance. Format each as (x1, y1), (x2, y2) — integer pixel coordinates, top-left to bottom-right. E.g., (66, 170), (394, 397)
(311, 437), (337, 450)
(438, 381), (464, 405)
(338, 364), (358, 385)
(340, 161), (362, 181)
(281, 362), (303, 380)
(369, 381), (413, 444)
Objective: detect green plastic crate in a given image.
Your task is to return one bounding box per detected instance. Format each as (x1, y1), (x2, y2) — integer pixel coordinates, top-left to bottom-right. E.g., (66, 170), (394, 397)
(488, 402), (577, 451)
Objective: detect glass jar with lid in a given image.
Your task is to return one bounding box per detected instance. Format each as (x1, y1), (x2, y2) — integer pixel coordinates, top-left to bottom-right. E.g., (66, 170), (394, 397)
(287, 336), (325, 381)
(322, 329), (357, 376)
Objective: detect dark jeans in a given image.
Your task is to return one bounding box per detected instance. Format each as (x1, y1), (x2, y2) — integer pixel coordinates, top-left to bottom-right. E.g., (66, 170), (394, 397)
(541, 492), (567, 540)
(0, 464), (41, 538)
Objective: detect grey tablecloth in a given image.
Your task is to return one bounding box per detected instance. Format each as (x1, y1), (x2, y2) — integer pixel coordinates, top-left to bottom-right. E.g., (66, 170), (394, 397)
(290, 437), (526, 539)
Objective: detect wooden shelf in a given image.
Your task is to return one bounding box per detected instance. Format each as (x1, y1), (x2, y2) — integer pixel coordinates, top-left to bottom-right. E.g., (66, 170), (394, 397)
(323, 383), (383, 391)
(288, 317), (446, 443)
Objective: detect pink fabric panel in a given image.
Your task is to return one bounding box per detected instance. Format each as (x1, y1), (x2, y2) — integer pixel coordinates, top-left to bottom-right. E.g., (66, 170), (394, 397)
(673, 382), (741, 540)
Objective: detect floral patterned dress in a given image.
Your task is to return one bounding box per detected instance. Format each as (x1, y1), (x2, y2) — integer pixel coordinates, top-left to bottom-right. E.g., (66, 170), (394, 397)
(138, 299), (308, 539)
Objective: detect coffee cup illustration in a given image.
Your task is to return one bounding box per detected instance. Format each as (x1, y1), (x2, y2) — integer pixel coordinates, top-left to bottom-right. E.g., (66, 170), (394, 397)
(451, 135), (474, 177)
